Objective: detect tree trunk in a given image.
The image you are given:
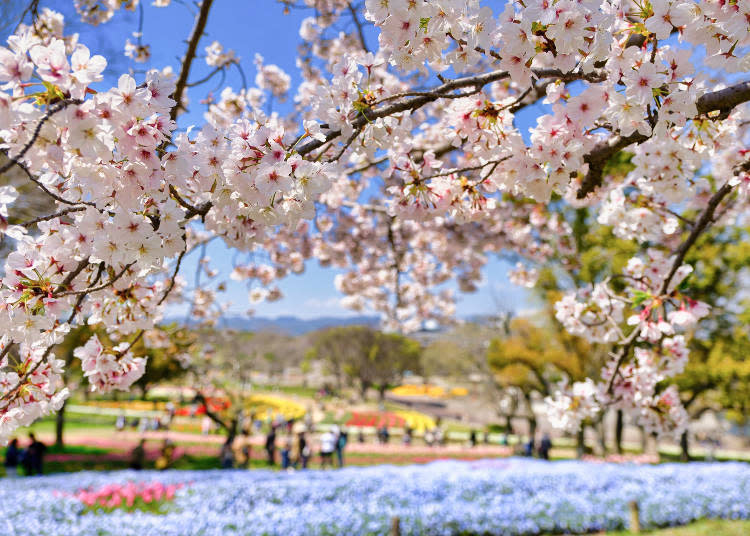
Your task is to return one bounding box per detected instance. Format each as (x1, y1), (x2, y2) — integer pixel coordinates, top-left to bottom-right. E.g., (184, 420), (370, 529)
(378, 385), (387, 403)
(639, 425), (648, 453)
(504, 414), (513, 436)
(596, 419), (607, 456)
(576, 427), (585, 458)
(55, 399), (67, 449)
(680, 430), (690, 462)
(528, 416), (537, 442)
(615, 410), (624, 454)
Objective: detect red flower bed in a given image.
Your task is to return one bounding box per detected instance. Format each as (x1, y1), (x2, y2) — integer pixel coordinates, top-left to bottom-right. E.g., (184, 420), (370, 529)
(174, 397), (230, 416)
(346, 411), (405, 428)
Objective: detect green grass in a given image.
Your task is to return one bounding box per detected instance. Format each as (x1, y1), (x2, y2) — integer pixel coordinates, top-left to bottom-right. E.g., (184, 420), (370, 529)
(604, 519), (750, 535)
(257, 384), (323, 398)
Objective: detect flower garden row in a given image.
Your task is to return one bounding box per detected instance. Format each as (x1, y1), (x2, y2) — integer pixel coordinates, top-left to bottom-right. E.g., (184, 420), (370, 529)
(3, 458), (748, 535)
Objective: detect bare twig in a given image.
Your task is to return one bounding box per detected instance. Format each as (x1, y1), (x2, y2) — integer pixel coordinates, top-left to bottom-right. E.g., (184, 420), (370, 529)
(20, 206), (87, 227)
(169, 0), (215, 122)
(347, 2), (369, 53)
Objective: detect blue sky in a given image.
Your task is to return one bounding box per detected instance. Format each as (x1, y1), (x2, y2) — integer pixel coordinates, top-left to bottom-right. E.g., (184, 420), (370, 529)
(10, 1), (534, 320)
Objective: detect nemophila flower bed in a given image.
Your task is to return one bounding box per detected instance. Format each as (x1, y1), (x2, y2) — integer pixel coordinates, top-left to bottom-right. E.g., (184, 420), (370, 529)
(2, 458), (748, 535)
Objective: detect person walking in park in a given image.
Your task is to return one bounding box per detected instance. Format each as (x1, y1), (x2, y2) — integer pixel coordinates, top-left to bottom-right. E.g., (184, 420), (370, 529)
(280, 437), (292, 470)
(130, 439), (146, 470)
(220, 441), (235, 469)
(335, 427), (348, 468)
(265, 425), (277, 466)
(296, 432), (310, 469)
(24, 434), (46, 476)
(241, 441), (252, 469)
(538, 433), (552, 460)
(319, 429), (336, 469)
(115, 412), (126, 432)
(155, 439), (175, 470)
(3, 438), (21, 478)
(403, 426), (413, 446)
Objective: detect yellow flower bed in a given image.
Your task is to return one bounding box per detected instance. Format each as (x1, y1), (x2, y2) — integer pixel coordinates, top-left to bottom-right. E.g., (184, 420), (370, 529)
(390, 384), (468, 398)
(80, 400), (167, 411)
(244, 394), (306, 421)
(394, 410), (436, 433)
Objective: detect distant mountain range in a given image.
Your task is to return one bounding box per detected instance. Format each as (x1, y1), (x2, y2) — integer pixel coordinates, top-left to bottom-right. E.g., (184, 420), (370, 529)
(164, 312), (516, 336)
(166, 314), (381, 336)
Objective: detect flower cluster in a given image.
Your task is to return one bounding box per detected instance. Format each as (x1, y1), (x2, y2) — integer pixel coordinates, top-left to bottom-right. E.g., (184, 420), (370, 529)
(72, 481), (183, 512)
(0, 0), (749, 440)
(72, 336), (146, 393)
(3, 460), (750, 535)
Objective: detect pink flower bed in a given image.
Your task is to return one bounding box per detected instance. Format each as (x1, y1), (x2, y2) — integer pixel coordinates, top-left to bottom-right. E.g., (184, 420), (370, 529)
(581, 453), (660, 464)
(72, 481), (184, 511)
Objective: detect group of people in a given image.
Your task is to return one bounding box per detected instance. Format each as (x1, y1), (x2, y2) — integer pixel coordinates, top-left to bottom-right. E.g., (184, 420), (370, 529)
(3, 435), (47, 477)
(523, 434), (553, 460)
(116, 404), (176, 434)
(265, 424), (348, 470)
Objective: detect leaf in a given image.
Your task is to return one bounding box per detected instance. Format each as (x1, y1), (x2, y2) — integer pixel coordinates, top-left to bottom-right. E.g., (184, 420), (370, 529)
(632, 289), (651, 307)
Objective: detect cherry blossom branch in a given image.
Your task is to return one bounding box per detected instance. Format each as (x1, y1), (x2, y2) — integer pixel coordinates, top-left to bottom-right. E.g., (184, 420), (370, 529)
(606, 179), (738, 392)
(66, 261), (104, 324)
(297, 67), (605, 157)
(577, 80), (750, 198)
(10, 159), (98, 208)
(20, 206), (87, 227)
(658, 181), (735, 295)
(169, 184), (212, 220)
(55, 262), (135, 297)
(0, 99), (82, 176)
(157, 246), (187, 306)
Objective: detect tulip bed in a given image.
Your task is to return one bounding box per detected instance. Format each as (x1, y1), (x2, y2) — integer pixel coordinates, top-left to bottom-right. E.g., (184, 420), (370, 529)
(2, 458), (749, 535)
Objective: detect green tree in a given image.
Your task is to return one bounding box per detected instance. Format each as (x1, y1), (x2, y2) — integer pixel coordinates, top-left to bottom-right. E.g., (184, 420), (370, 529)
(311, 326), (422, 401)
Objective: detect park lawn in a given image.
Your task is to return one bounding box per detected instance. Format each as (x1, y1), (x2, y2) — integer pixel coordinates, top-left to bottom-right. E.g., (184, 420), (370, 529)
(604, 519), (750, 535)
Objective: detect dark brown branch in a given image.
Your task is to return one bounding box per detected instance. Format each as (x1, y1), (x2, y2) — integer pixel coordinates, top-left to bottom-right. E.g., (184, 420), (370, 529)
(10, 159), (98, 208)
(66, 261), (105, 324)
(576, 80), (750, 198)
(576, 132), (649, 199)
(297, 67), (604, 157)
(696, 80), (750, 117)
(168, 184), (212, 220)
(157, 246), (188, 306)
(20, 206), (87, 227)
(658, 181), (735, 295)
(169, 0), (215, 122)
(58, 259), (91, 292)
(116, 330), (144, 359)
(56, 262), (135, 297)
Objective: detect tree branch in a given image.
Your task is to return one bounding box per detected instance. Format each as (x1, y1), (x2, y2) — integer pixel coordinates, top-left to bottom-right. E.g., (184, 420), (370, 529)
(0, 99), (82, 176)
(576, 80), (750, 198)
(169, 0), (215, 122)
(297, 67), (604, 157)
